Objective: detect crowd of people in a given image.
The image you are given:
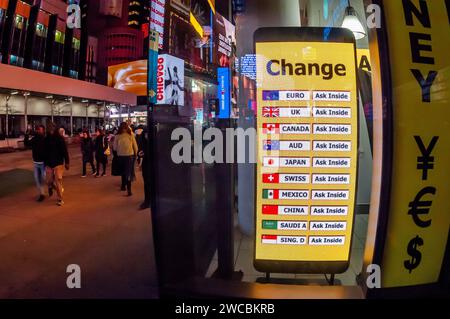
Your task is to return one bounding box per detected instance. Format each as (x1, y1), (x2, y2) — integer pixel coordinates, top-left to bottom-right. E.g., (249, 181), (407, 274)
(24, 121), (150, 210)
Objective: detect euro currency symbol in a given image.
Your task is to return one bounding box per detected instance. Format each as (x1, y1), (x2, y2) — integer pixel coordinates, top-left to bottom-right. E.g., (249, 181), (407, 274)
(408, 186), (435, 228)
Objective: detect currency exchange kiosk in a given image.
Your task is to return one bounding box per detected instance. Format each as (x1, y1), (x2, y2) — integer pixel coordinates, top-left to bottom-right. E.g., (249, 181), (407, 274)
(147, 0), (449, 298)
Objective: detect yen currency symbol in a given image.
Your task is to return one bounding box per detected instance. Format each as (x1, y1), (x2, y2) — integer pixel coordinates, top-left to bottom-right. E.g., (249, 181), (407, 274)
(414, 136), (439, 181)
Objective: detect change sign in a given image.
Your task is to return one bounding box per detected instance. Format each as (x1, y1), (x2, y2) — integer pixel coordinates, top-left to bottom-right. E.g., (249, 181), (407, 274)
(254, 27), (359, 274)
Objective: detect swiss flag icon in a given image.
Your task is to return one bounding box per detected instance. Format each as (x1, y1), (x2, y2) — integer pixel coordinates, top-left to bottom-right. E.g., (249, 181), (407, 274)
(263, 173), (279, 183)
(263, 123), (280, 134)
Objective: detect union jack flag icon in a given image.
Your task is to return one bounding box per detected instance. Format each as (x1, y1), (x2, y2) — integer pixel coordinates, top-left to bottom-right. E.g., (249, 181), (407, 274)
(262, 107), (280, 118)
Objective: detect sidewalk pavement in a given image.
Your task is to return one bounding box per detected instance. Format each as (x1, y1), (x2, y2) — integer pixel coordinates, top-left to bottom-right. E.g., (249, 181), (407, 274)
(0, 146), (158, 298)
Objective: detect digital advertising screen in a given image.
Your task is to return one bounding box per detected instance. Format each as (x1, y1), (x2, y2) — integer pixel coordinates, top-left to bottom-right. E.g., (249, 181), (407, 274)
(108, 59), (148, 96)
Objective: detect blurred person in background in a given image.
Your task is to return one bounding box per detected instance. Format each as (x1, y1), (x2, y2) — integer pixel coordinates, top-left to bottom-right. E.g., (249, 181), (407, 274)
(80, 129), (96, 178)
(135, 125), (145, 166)
(58, 127), (66, 137)
(137, 126), (150, 210)
(94, 128), (109, 177)
(113, 122), (138, 196)
(24, 125), (47, 202)
(43, 122), (70, 206)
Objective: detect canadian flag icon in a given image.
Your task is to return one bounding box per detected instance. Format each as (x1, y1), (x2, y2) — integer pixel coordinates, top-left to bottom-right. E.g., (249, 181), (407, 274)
(263, 123), (280, 134)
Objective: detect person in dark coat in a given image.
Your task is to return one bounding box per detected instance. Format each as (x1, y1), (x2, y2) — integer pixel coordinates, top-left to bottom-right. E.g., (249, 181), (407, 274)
(94, 128), (108, 177)
(80, 129), (96, 177)
(43, 122), (70, 206)
(24, 125), (47, 202)
(137, 126), (151, 210)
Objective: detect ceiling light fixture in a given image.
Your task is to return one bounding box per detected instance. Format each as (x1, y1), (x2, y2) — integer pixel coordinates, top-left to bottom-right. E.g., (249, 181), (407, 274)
(341, 0), (366, 40)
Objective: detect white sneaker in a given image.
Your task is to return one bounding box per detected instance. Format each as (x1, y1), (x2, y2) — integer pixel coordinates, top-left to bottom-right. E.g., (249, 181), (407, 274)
(57, 200), (64, 206)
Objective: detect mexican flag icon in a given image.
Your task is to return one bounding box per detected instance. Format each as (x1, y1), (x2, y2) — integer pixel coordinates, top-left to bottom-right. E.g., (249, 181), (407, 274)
(262, 189), (279, 199)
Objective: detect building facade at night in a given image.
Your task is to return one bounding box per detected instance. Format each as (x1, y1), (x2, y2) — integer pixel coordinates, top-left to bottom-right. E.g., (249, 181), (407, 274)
(0, 0), (138, 138)
(0, 0), (234, 136)
(127, 0), (149, 29)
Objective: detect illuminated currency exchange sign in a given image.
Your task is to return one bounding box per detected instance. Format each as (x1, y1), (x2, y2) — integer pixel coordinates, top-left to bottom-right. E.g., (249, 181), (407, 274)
(254, 28), (359, 274)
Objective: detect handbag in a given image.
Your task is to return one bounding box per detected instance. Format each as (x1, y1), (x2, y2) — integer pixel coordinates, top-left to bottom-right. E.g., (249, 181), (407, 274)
(103, 136), (111, 156)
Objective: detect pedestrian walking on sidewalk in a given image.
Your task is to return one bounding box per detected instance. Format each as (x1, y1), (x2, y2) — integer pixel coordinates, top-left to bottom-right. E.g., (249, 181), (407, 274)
(113, 122), (138, 196)
(137, 126), (151, 210)
(24, 125), (46, 202)
(80, 129), (96, 177)
(94, 128), (109, 177)
(43, 122), (70, 206)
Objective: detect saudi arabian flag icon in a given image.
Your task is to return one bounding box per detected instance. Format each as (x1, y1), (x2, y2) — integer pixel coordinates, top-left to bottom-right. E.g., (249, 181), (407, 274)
(263, 189), (279, 199)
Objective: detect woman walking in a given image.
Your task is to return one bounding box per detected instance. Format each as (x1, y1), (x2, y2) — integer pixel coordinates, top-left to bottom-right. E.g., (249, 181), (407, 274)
(113, 122), (138, 196)
(80, 129), (96, 177)
(94, 128), (109, 177)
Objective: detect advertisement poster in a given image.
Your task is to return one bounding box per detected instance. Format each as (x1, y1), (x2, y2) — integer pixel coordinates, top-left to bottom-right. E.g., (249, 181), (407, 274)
(107, 54), (184, 106)
(213, 13), (236, 67)
(217, 67), (230, 119)
(150, 0), (166, 49)
(156, 54), (185, 106)
(148, 30), (160, 104)
(254, 34), (358, 272)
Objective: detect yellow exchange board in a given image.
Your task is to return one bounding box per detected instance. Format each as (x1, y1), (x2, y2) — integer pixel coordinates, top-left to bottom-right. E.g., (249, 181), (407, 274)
(254, 28), (358, 274)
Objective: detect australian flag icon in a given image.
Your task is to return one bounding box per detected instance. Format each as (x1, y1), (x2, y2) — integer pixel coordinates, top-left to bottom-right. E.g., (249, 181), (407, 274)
(263, 90), (280, 101)
(264, 140), (280, 151)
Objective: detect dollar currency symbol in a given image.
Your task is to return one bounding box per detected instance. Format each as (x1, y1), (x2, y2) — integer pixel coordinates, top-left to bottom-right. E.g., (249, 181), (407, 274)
(404, 235), (424, 273)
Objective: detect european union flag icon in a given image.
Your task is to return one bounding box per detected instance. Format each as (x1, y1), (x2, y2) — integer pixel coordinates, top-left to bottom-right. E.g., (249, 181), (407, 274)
(264, 140), (280, 151)
(263, 90), (279, 101)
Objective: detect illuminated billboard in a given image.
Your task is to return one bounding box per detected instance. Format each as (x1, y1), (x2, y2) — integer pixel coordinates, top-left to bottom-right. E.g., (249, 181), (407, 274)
(108, 60), (148, 96)
(99, 0), (123, 18)
(156, 54), (185, 106)
(213, 13), (235, 67)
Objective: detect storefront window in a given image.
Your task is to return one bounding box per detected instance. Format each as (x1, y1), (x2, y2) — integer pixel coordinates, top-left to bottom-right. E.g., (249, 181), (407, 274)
(184, 77), (217, 125)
